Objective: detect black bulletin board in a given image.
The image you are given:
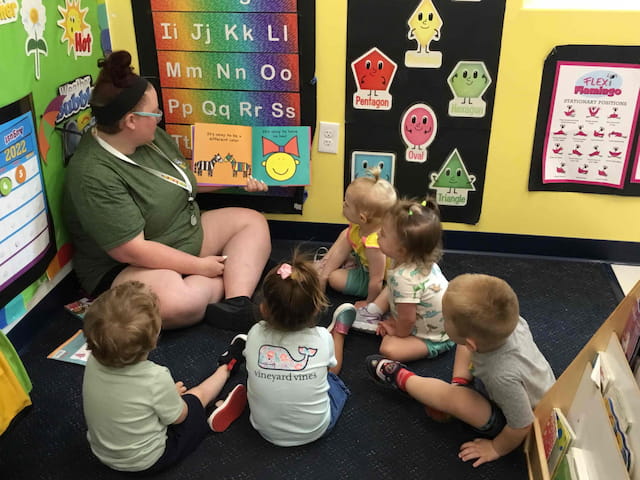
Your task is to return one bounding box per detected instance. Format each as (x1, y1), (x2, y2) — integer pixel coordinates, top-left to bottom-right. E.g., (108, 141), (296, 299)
(345, 0), (506, 224)
(131, 0), (316, 214)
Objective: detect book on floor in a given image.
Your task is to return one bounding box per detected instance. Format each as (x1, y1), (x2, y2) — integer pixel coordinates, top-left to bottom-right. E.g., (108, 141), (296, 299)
(63, 297), (93, 320)
(544, 407), (577, 478)
(47, 329), (90, 366)
(191, 123), (311, 187)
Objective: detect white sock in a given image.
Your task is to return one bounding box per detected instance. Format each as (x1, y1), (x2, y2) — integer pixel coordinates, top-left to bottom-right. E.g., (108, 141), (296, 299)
(365, 303), (383, 315)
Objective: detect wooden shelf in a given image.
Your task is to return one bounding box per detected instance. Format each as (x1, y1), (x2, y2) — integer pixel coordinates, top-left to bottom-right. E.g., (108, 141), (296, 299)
(526, 280), (640, 480)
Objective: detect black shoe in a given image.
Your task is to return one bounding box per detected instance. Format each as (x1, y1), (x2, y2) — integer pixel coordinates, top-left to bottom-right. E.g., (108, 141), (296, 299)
(365, 354), (406, 389)
(204, 296), (256, 333)
(218, 334), (247, 374)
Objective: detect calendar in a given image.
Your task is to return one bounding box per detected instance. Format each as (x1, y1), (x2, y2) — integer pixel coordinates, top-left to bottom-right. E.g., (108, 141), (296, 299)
(0, 110), (52, 296)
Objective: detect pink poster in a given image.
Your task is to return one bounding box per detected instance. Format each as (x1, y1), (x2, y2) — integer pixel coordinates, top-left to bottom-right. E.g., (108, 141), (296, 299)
(542, 61), (640, 188)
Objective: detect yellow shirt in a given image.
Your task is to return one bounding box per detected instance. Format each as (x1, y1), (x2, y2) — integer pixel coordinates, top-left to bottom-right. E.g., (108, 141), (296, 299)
(346, 223), (383, 269)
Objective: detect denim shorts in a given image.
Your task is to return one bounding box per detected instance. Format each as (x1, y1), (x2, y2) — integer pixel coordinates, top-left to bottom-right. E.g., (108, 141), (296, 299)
(465, 378), (507, 438)
(321, 373), (351, 437)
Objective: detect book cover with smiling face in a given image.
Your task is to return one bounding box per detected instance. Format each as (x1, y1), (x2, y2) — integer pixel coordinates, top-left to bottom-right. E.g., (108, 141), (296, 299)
(191, 123), (310, 187)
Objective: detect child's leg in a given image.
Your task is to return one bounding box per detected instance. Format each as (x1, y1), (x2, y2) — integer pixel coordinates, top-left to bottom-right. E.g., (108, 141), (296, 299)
(316, 229), (352, 290)
(371, 286), (390, 312)
(188, 333), (247, 408)
(367, 356), (493, 429)
(405, 376), (493, 429)
(185, 365), (231, 408)
(330, 331), (345, 375)
(379, 335), (430, 362)
(321, 372), (351, 437)
(328, 304), (357, 375)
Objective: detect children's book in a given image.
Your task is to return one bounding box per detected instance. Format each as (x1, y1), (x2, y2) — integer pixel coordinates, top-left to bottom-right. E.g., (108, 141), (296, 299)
(551, 454), (573, 480)
(603, 395), (633, 471)
(191, 123), (311, 187)
(64, 297), (93, 320)
(566, 447), (591, 480)
(47, 329), (91, 366)
(544, 407), (577, 478)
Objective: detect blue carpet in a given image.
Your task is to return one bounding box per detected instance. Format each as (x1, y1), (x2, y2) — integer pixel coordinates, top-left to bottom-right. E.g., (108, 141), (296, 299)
(0, 243), (621, 479)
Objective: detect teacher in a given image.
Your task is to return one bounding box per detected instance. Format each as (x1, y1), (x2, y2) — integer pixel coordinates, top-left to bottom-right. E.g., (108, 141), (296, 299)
(63, 51), (271, 330)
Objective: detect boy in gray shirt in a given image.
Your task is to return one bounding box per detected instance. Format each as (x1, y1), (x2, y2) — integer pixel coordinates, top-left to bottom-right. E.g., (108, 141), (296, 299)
(367, 273), (555, 467)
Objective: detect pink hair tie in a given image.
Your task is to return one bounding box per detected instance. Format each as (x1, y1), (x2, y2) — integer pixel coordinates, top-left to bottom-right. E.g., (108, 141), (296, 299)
(277, 263), (292, 279)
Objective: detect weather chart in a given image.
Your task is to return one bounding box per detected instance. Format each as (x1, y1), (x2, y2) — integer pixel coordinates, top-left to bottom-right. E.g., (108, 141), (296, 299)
(542, 62), (640, 188)
(0, 110), (51, 295)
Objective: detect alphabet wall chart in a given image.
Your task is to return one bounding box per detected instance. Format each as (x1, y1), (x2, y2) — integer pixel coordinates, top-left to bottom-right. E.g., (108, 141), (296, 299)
(345, 0), (506, 224)
(132, 0), (316, 214)
(530, 45), (640, 196)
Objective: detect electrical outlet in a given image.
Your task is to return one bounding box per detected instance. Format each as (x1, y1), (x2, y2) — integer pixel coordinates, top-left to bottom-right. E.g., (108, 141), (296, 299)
(318, 121), (340, 154)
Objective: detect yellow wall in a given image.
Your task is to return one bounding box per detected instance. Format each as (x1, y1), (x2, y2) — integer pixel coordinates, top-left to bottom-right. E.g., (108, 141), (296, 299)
(107, 0), (640, 243)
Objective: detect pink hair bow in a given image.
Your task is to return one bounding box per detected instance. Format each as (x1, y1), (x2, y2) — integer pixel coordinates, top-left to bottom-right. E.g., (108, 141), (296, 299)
(277, 263), (292, 279)
(262, 136), (299, 157)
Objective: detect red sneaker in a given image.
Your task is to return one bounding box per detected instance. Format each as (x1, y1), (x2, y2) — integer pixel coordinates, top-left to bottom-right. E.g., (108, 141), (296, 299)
(208, 384), (247, 432)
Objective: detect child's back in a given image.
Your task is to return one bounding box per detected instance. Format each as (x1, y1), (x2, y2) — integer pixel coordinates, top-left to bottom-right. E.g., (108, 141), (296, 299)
(471, 316), (555, 428)
(245, 322), (336, 446)
(246, 257), (350, 447)
(83, 356), (182, 470)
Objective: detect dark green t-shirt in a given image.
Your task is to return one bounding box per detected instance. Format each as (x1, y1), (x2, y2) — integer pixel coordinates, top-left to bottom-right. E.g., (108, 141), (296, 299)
(63, 128), (203, 294)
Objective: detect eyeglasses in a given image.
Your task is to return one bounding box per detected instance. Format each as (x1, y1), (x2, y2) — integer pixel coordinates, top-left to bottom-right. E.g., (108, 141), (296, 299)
(132, 110), (163, 118)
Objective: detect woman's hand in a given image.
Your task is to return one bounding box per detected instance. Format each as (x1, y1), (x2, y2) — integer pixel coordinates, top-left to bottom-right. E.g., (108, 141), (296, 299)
(244, 176), (268, 192)
(199, 255), (227, 277)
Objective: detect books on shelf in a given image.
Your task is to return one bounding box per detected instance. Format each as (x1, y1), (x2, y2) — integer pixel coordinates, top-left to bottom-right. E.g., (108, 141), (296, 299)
(620, 297), (640, 364)
(47, 329), (90, 366)
(191, 123), (311, 187)
(603, 395), (634, 472)
(552, 454), (573, 480)
(64, 297), (93, 320)
(543, 407), (577, 478)
(554, 447), (595, 480)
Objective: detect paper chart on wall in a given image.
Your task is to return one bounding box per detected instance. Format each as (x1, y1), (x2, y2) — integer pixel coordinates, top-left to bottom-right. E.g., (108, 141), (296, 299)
(0, 112), (52, 293)
(542, 61), (640, 188)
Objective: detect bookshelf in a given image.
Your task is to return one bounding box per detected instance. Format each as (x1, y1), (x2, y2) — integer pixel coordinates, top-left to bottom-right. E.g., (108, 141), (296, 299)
(526, 281), (640, 479)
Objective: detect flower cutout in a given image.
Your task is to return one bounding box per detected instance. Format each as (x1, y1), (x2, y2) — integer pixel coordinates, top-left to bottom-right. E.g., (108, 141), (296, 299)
(21, 0), (48, 79)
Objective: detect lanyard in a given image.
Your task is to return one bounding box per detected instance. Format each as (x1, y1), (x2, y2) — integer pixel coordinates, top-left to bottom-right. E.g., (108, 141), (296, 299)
(92, 129), (198, 226)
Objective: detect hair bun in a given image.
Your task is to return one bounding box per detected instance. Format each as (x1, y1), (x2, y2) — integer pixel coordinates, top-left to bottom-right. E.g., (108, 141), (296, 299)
(100, 51), (136, 88)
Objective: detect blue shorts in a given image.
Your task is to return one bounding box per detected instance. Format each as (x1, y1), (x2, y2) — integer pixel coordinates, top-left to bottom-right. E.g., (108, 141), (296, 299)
(140, 394), (209, 474)
(322, 373), (351, 437)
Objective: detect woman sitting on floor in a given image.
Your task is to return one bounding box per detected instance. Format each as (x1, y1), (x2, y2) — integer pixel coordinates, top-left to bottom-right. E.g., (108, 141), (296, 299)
(63, 50), (271, 331)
